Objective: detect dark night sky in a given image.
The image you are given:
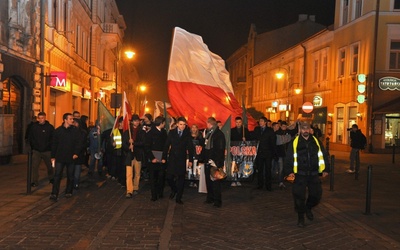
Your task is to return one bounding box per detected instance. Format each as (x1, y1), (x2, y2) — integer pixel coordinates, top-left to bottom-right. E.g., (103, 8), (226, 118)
(115, 0), (335, 103)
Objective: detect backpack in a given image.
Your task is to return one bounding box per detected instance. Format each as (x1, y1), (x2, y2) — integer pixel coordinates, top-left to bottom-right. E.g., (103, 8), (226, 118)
(360, 133), (367, 149)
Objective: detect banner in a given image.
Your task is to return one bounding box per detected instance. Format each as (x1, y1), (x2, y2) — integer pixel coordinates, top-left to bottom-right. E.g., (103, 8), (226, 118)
(229, 141), (258, 179)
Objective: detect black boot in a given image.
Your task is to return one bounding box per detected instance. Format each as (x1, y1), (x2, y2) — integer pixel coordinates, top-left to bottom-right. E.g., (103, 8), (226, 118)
(297, 213), (305, 228)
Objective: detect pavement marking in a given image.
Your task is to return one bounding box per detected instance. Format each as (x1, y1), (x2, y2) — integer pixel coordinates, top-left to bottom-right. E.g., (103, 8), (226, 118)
(159, 200), (176, 249)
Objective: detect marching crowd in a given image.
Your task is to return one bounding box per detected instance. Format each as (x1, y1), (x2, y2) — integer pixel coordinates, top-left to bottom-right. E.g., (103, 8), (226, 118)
(27, 110), (345, 227)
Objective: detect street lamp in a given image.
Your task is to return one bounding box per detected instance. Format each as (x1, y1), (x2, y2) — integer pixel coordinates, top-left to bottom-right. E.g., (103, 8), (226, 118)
(114, 47), (135, 116)
(275, 67), (301, 121)
(136, 84), (147, 115)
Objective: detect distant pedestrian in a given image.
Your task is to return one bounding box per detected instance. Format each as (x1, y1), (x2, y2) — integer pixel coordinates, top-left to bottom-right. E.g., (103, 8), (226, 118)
(50, 113), (81, 201)
(88, 121), (103, 176)
(203, 117), (226, 208)
(312, 124), (323, 141)
(73, 111), (81, 119)
(123, 114), (146, 198)
(113, 117), (126, 186)
(189, 124), (204, 188)
(346, 124), (367, 174)
(163, 117), (194, 205)
(144, 116), (168, 201)
(29, 112), (54, 187)
(253, 117), (276, 191)
(72, 118), (88, 190)
(284, 121), (330, 227)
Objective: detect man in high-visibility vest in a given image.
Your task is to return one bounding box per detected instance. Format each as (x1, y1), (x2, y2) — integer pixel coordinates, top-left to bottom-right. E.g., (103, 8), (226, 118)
(284, 121), (330, 228)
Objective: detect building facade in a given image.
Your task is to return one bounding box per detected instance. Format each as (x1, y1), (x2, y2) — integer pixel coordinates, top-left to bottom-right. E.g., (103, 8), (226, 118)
(0, 0), (137, 160)
(228, 0), (400, 152)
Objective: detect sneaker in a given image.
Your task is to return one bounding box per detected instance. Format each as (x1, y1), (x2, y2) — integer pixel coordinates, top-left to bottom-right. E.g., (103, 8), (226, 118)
(346, 169), (355, 174)
(133, 191), (139, 195)
(231, 182), (237, 187)
(236, 181), (242, 186)
(126, 193), (133, 198)
(111, 177), (116, 181)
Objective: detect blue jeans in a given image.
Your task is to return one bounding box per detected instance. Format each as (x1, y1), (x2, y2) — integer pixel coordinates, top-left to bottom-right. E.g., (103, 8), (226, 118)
(350, 148), (360, 172)
(89, 150), (103, 173)
(51, 162), (75, 197)
(74, 164), (82, 187)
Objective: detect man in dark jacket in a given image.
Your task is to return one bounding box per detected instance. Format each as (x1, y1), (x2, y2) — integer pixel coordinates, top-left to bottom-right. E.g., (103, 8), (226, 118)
(284, 121), (330, 228)
(347, 124), (366, 174)
(144, 116), (168, 201)
(123, 114), (146, 198)
(203, 117), (226, 208)
(29, 112), (55, 187)
(163, 117), (194, 205)
(50, 113), (82, 201)
(253, 117), (276, 191)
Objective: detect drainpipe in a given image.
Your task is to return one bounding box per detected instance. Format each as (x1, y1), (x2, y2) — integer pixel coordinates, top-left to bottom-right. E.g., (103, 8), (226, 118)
(40, 0), (45, 112)
(368, 0), (380, 153)
(301, 43), (307, 104)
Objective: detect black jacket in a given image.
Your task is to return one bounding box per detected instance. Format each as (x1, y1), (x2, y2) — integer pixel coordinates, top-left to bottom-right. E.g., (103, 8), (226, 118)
(202, 127), (226, 169)
(231, 126), (251, 141)
(29, 121), (54, 152)
(284, 135), (330, 176)
(144, 125), (168, 161)
(123, 125), (146, 164)
(163, 127), (194, 175)
(350, 130), (366, 149)
(74, 128), (88, 165)
(253, 126), (276, 159)
(51, 124), (81, 164)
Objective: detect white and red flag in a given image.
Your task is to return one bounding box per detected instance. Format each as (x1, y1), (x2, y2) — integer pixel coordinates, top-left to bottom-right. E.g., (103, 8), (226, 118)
(167, 27), (257, 130)
(123, 91), (132, 132)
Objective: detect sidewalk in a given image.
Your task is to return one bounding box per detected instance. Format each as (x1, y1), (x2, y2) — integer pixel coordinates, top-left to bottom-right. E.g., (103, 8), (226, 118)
(0, 151), (398, 248)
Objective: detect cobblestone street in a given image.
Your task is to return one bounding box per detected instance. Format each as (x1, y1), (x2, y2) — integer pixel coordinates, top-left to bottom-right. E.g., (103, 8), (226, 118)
(0, 151), (399, 249)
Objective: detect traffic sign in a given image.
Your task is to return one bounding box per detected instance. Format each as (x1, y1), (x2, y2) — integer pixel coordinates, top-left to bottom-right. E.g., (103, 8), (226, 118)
(302, 102), (314, 113)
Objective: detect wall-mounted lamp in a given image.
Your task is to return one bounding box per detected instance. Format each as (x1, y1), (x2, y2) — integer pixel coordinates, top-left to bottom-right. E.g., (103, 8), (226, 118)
(328, 113), (333, 120)
(357, 112), (362, 121)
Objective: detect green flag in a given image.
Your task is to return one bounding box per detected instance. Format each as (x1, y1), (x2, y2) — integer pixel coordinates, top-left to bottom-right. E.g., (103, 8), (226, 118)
(221, 116), (232, 178)
(98, 101), (115, 131)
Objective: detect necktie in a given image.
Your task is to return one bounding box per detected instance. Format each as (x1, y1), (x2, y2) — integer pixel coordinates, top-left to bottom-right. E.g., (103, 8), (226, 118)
(178, 130), (182, 137)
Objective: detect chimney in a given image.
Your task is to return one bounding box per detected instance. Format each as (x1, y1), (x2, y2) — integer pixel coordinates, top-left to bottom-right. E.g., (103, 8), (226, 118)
(309, 15), (316, 22)
(298, 14), (308, 22)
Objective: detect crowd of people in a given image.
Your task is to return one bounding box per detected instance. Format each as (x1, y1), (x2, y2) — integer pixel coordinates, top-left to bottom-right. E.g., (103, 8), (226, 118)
(27, 111), (337, 227)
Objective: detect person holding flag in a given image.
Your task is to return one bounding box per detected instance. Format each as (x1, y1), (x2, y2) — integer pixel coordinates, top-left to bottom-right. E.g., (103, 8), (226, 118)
(123, 114), (146, 198)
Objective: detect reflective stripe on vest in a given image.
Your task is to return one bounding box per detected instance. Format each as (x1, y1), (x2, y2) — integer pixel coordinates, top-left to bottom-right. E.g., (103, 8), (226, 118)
(113, 128), (122, 149)
(292, 136), (325, 174)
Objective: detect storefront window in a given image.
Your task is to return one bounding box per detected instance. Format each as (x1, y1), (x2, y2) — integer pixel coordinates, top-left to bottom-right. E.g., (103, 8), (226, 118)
(385, 113), (400, 146)
(336, 107), (344, 142)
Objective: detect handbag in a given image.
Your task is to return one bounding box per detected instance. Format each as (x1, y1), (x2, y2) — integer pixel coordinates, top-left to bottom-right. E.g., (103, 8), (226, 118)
(210, 166), (227, 181)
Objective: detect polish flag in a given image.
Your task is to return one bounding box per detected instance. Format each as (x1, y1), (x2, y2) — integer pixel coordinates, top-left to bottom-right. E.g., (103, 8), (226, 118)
(123, 91), (132, 132)
(167, 27), (257, 130)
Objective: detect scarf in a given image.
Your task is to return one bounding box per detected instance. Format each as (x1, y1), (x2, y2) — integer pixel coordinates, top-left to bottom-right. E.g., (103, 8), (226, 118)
(204, 125), (217, 150)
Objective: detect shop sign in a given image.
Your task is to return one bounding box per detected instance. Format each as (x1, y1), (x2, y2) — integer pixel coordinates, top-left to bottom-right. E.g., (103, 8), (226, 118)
(313, 96), (322, 107)
(83, 89), (91, 99)
(50, 72), (67, 87)
(72, 84), (82, 97)
(379, 77), (400, 91)
(279, 104), (288, 111)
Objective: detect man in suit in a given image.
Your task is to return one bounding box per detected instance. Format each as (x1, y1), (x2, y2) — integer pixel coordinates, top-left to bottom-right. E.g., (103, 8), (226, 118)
(253, 116), (277, 191)
(163, 117), (194, 204)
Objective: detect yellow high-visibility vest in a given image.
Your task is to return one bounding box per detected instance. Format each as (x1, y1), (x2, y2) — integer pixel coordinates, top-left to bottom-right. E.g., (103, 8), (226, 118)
(292, 135), (325, 174)
(113, 128), (122, 149)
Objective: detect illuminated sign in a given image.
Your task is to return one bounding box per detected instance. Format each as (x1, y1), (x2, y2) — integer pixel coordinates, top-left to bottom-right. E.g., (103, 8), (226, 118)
(313, 96), (323, 107)
(379, 77), (400, 91)
(357, 95), (365, 104)
(357, 74), (366, 83)
(50, 72), (67, 87)
(83, 89), (92, 99)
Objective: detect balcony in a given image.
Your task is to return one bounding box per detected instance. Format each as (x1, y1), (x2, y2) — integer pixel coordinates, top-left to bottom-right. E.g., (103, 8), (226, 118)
(100, 23), (124, 47)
